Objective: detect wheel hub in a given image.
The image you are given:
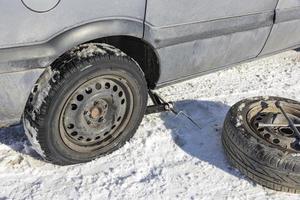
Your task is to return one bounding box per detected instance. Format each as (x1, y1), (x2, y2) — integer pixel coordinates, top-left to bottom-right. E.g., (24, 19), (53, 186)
(83, 98), (108, 128)
(90, 106), (103, 119)
(60, 75), (133, 150)
(247, 101), (300, 152)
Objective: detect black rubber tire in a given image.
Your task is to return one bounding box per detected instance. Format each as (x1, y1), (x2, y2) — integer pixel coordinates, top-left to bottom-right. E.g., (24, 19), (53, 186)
(222, 96), (300, 193)
(23, 43), (148, 165)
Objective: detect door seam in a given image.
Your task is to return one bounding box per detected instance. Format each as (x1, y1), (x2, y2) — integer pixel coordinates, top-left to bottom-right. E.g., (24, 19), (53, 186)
(142, 0), (148, 38)
(256, 0), (280, 56)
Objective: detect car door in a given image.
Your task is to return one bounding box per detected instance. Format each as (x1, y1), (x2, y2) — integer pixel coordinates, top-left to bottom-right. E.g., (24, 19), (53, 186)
(144, 0), (278, 84)
(261, 0), (300, 55)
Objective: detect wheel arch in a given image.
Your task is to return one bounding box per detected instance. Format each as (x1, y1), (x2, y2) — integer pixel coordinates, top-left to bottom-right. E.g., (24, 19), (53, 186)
(44, 19), (160, 89)
(81, 36), (160, 89)
(0, 18), (161, 88)
(51, 19), (160, 89)
(52, 35), (161, 89)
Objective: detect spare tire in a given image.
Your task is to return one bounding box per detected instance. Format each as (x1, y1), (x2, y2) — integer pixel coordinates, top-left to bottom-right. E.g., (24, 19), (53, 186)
(222, 96), (300, 193)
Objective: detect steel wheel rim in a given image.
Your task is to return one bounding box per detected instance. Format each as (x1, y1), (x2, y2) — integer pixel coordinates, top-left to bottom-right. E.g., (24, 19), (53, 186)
(246, 100), (300, 153)
(59, 74), (134, 153)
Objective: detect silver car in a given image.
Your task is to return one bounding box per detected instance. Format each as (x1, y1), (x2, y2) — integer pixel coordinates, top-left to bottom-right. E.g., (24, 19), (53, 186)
(0, 0), (299, 165)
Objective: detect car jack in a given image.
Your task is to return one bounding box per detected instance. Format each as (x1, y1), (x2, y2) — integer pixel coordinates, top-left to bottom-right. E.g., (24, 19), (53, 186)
(146, 90), (175, 115)
(146, 90), (202, 129)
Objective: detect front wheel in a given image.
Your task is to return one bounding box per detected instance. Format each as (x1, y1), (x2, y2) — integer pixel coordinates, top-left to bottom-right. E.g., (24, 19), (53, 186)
(23, 43), (148, 165)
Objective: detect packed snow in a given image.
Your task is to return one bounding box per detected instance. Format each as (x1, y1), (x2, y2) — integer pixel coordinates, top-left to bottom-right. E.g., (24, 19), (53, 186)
(1, 51), (300, 199)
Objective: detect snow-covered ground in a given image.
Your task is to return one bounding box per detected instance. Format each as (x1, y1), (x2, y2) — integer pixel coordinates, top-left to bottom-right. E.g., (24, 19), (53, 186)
(1, 51), (300, 200)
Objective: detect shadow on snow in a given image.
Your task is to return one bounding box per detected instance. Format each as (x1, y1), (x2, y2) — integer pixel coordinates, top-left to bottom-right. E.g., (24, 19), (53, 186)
(0, 99), (250, 182)
(0, 124), (41, 160)
(160, 99), (247, 179)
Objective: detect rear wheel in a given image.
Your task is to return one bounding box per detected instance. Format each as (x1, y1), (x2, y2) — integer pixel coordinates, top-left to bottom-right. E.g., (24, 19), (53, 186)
(23, 43), (148, 165)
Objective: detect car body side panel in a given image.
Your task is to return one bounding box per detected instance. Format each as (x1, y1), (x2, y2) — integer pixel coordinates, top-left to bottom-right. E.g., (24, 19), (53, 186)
(145, 0), (277, 27)
(155, 27), (272, 83)
(261, 1), (300, 55)
(277, 0), (300, 9)
(0, 19), (144, 74)
(0, 1), (146, 74)
(0, 0), (145, 48)
(0, 69), (44, 127)
(145, 12), (274, 49)
(145, 0), (278, 84)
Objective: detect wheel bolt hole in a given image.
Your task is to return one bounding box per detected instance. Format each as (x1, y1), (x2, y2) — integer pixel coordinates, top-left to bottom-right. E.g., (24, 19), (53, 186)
(71, 104), (78, 110)
(71, 131), (78, 136)
(104, 132), (109, 136)
(85, 87), (92, 94)
(77, 94), (84, 101)
(273, 139), (280, 144)
(121, 99), (125, 105)
(264, 133), (271, 139)
(111, 125), (116, 130)
(118, 91), (123, 97)
(95, 83), (102, 90)
(258, 127), (264, 132)
(105, 82), (110, 89)
(113, 85), (118, 92)
(256, 116), (263, 121)
(117, 116), (122, 122)
(78, 136), (83, 140)
(95, 136), (101, 140)
(86, 138), (91, 142)
(67, 124), (74, 129)
(280, 127), (294, 135)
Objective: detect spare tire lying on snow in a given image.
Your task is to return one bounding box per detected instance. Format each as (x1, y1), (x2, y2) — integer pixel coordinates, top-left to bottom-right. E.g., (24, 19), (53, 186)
(222, 96), (300, 193)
